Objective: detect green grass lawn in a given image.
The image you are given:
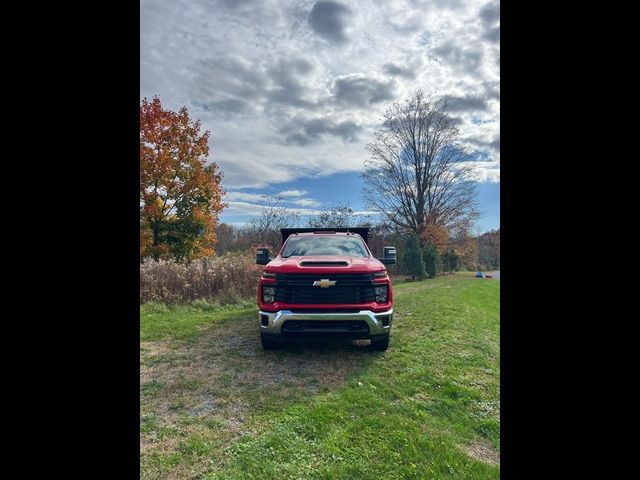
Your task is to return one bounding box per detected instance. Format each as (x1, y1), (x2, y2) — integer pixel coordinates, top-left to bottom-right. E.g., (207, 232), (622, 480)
(140, 272), (500, 479)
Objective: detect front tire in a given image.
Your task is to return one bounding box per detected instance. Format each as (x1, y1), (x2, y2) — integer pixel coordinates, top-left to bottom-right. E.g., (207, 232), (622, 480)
(371, 335), (390, 351)
(261, 333), (279, 350)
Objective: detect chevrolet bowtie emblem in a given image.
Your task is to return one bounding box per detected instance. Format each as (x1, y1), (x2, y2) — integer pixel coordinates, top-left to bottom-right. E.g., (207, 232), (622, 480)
(313, 279), (337, 288)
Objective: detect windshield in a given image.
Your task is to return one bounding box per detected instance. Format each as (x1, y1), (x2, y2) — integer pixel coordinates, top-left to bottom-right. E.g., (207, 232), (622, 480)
(281, 235), (369, 258)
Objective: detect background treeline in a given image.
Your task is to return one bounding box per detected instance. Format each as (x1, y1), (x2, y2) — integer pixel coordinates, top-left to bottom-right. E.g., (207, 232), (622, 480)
(215, 217), (500, 275)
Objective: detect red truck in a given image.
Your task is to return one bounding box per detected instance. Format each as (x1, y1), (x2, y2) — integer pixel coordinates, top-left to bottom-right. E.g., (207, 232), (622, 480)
(256, 228), (396, 351)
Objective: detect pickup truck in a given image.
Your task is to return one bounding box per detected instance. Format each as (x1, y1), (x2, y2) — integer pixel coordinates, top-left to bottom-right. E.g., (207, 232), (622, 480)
(256, 228), (396, 351)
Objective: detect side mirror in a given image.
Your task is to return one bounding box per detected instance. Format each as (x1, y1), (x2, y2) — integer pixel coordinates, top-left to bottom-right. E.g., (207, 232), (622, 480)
(380, 246), (396, 265)
(256, 247), (271, 265)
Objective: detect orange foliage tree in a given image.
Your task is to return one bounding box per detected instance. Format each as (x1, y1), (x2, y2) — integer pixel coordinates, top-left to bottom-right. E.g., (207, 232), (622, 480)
(450, 226), (478, 270)
(140, 96), (226, 262)
(420, 218), (449, 256)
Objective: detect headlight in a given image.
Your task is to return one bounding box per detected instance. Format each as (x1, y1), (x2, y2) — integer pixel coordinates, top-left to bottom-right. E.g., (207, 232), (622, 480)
(374, 285), (388, 303)
(262, 286), (276, 303)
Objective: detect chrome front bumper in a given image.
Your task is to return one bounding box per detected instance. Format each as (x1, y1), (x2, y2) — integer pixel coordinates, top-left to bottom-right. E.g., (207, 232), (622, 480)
(258, 308), (393, 337)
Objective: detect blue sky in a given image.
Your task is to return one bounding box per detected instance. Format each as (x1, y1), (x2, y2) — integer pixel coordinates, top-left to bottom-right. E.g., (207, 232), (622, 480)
(141, 0), (500, 234)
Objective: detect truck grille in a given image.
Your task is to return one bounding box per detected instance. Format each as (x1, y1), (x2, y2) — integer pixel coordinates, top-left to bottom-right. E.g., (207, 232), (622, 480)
(274, 273), (375, 304)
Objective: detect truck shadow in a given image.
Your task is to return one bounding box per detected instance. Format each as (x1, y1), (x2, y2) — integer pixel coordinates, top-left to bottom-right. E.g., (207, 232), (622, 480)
(202, 313), (382, 391)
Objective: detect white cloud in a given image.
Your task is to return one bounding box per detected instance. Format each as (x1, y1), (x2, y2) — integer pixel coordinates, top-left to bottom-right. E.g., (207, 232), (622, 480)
(225, 191), (269, 203)
(141, 0), (500, 189)
(224, 200), (323, 217)
(458, 160), (500, 183)
(290, 198), (322, 207)
(226, 191), (323, 209)
(279, 189), (308, 197)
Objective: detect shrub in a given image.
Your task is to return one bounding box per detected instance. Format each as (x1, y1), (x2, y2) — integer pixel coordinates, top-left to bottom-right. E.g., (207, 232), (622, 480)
(140, 251), (262, 304)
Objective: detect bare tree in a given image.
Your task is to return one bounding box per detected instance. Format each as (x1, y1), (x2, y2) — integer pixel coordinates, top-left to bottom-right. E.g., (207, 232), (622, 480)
(215, 223), (236, 255)
(477, 228), (500, 270)
(247, 195), (301, 253)
(362, 91), (479, 244)
(307, 202), (373, 228)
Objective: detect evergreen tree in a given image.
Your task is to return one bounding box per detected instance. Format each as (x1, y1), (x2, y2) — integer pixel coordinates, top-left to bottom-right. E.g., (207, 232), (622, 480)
(403, 234), (425, 280)
(422, 244), (438, 278)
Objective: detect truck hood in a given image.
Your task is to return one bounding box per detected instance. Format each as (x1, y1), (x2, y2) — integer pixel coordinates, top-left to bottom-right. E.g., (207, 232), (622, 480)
(265, 255), (386, 274)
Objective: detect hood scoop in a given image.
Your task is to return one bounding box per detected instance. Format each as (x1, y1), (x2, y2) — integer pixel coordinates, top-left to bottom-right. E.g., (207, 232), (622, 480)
(299, 260), (349, 267)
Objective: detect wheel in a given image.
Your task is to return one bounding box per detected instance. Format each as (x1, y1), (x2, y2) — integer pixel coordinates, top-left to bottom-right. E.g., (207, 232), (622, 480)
(371, 335), (390, 351)
(261, 333), (279, 350)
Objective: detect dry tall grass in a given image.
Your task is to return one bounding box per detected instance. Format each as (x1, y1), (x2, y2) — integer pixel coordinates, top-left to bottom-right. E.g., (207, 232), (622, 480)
(140, 252), (262, 304)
